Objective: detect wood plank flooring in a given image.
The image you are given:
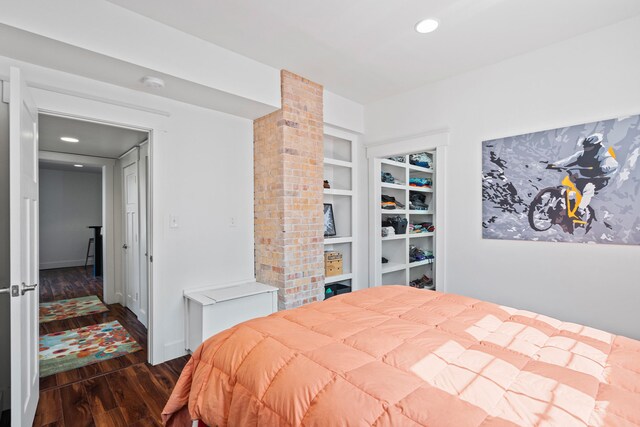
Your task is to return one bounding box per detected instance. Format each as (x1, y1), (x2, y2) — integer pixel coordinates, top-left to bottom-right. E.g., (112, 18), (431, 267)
(31, 267), (190, 427)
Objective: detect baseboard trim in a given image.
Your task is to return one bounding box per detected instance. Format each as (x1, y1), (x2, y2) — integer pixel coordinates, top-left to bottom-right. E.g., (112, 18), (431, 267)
(114, 292), (124, 305)
(40, 260), (92, 270)
(163, 339), (187, 363)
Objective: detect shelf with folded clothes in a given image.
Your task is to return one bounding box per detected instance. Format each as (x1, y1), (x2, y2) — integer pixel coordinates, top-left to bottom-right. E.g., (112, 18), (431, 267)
(381, 190), (407, 213)
(407, 152), (434, 172)
(409, 220), (435, 236)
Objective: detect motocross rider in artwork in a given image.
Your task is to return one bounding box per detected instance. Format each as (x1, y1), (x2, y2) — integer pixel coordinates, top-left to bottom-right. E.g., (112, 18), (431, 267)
(547, 133), (619, 218)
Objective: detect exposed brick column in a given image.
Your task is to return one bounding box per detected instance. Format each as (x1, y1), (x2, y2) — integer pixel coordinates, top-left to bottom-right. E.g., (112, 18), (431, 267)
(254, 70), (324, 310)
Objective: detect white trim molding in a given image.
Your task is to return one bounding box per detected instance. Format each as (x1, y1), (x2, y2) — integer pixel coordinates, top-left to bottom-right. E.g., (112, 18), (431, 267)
(365, 128), (450, 158)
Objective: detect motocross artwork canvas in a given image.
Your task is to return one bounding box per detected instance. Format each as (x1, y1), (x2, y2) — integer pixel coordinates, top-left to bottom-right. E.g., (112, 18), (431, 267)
(482, 114), (640, 245)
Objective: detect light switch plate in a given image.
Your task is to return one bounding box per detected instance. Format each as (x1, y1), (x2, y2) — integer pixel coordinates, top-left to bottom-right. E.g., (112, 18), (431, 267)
(169, 215), (179, 228)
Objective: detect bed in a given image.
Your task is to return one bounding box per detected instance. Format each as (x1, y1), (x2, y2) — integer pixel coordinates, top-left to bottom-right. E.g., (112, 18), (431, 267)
(162, 286), (640, 426)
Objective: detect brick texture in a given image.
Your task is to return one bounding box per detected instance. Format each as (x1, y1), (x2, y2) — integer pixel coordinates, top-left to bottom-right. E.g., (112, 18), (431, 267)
(254, 70), (324, 310)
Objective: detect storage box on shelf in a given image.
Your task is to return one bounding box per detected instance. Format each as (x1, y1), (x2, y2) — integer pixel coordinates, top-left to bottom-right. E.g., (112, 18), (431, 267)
(324, 282), (351, 299)
(373, 151), (437, 289)
(324, 251), (344, 277)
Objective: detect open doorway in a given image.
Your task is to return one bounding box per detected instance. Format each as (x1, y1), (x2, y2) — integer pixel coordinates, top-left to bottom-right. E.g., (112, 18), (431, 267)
(37, 113), (152, 384)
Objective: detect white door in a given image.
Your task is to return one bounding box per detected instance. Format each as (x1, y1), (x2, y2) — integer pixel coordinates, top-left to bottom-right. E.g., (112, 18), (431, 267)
(123, 161), (141, 319)
(7, 67), (39, 426)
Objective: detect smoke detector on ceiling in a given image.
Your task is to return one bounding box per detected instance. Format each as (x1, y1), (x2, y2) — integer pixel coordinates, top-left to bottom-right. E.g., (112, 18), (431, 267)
(141, 76), (165, 89)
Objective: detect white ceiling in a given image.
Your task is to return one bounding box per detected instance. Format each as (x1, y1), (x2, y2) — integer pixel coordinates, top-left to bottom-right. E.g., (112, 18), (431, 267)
(0, 24), (277, 120)
(106, 0), (640, 103)
(39, 114), (148, 159)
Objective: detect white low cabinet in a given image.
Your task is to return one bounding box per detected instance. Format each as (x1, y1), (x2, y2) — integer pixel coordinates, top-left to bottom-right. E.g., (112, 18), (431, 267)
(184, 281), (278, 352)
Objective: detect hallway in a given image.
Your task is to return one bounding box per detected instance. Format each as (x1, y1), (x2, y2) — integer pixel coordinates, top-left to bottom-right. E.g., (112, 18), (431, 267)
(34, 267), (188, 427)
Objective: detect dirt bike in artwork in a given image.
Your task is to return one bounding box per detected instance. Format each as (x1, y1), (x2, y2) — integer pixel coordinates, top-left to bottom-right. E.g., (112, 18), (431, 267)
(528, 166), (596, 234)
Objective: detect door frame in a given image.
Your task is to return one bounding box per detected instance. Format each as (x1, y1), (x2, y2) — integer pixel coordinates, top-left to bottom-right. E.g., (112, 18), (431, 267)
(38, 110), (156, 364)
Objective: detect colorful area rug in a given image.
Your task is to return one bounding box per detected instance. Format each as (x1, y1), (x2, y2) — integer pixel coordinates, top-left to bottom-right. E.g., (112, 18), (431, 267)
(39, 295), (109, 323)
(39, 320), (142, 377)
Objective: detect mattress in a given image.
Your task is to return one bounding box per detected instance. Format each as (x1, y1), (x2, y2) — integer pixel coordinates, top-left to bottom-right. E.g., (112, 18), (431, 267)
(162, 285), (640, 426)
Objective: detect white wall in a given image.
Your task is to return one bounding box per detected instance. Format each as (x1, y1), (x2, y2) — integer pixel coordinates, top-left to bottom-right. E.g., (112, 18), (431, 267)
(39, 168), (102, 269)
(0, 55), (257, 364)
(364, 16), (640, 339)
(324, 90), (365, 134)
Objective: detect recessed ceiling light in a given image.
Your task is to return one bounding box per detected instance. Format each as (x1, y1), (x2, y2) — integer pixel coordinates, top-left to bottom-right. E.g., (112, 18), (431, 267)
(415, 18), (439, 34)
(73, 164), (84, 168)
(141, 76), (165, 89)
(60, 136), (79, 143)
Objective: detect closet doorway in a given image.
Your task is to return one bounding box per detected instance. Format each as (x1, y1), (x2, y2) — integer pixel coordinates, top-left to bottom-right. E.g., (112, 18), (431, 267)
(367, 133), (447, 292)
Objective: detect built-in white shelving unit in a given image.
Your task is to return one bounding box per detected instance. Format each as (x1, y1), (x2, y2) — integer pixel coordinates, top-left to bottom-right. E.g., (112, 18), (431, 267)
(323, 127), (359, 295)
(372, 153), (438, 289)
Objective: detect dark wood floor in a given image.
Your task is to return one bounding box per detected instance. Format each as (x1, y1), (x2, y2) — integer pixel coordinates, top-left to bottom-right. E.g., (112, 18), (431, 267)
(31, 267), (189, 427)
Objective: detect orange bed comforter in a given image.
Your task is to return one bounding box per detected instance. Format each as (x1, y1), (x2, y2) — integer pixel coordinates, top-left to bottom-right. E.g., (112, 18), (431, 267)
(162, 286), (640, 426)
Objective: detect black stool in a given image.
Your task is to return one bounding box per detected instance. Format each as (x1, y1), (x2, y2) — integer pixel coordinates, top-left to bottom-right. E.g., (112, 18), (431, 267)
(84, 237), (95, 271)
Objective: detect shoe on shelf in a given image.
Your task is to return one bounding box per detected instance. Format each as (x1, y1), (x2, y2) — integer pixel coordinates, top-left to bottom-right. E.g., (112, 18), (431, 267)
(417, 275), (434, 290)
(409, 192), (429, 210)
(381, 257), (389, 264)
(381, 172), (395, 183)
(409, 245), (427, 263)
